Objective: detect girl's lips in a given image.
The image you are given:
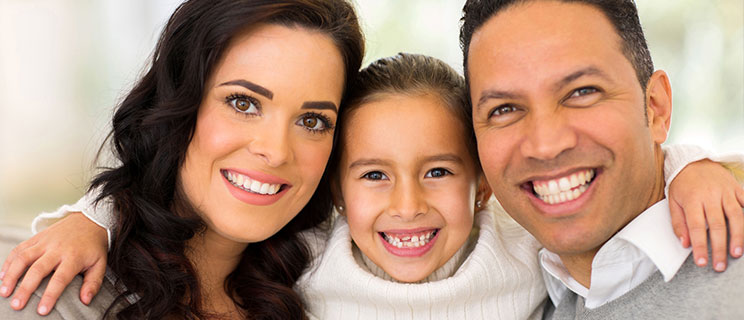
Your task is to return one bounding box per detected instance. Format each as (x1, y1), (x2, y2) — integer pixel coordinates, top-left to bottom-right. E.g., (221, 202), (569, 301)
(379, 229), (440, 258)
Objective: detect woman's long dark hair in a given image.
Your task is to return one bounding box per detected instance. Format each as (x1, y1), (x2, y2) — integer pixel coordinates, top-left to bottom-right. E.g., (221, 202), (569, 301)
(90, 0), (363, 318)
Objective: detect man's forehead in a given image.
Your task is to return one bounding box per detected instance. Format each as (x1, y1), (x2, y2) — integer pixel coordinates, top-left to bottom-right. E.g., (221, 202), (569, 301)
(467, 1), (629, 88)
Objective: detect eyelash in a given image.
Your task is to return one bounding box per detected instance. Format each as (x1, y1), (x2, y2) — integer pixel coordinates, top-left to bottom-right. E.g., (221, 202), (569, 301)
(225, 93), (335, 134)
(425, 168), (452, 178)
(362, 171), (387, 181)
(299, 111), (335, 134)
(489, 104), (519, 118)
(225, 93), (260, 116)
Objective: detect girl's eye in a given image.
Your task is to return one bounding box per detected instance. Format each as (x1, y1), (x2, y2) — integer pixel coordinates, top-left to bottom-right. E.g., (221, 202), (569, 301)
(226, 94), (260, 114)
(425, 168), (452, 178)
(297, 112), (334, 133)
(489, 104), (518, 117)
(362, 171), (388, 181)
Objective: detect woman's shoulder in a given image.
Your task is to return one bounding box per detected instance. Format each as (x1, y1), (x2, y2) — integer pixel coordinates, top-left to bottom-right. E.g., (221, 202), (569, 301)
(0, 272), (120, 319)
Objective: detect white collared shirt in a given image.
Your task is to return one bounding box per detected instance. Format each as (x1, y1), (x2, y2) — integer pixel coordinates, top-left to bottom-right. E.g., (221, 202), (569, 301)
(540, 199), (692, 309)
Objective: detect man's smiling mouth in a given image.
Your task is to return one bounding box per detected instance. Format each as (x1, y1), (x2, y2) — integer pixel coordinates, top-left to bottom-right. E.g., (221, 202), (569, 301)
(530, 169), (596, 205)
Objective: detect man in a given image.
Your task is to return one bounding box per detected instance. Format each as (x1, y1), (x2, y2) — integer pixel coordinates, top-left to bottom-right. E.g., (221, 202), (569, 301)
(459, 0), (744, 318)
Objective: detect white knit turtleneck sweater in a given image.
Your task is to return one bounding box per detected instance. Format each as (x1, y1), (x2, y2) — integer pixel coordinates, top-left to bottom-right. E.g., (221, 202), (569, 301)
(296, 204), (547, 320)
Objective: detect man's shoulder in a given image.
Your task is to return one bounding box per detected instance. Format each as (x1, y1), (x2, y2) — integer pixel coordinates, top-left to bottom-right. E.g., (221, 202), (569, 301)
(1, 273), (120, 319)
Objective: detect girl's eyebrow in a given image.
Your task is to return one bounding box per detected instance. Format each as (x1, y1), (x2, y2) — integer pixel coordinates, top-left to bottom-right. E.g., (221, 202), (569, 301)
(348, 158), (390, 169)
(422, 154), (463, 164)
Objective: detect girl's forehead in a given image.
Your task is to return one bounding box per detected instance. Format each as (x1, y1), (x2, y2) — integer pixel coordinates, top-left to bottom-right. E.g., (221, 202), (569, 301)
(340, 93), (474, 162)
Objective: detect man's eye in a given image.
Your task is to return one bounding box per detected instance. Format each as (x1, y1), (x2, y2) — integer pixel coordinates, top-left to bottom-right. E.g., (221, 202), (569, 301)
(362, 171), (387, 180)
(570, 87), (599, 98)
(425, 168), (451, 178)
(490, 104), (518, 117)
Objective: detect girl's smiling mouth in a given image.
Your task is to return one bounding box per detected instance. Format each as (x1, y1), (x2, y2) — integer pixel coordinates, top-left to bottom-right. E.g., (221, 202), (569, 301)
(378, 228), (440, 257)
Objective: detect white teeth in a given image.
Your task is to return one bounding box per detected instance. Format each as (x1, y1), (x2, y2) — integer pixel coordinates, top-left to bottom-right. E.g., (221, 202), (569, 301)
(381, 230), (437, 248)
(533, 169), (595, 205)
(548, 180), (560, 194)
(250, 180), (261, 193)
(558, 177), (571, 191)
(223, 171), (283, 195)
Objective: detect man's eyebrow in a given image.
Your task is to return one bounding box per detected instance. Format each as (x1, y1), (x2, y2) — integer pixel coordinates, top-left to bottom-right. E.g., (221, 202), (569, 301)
(553, 66), (611, 92)
(302, 101), (338, 113)
(348, 158), (390, 169)
(218, 80), (273, 99)
(477, 89), (524, 111)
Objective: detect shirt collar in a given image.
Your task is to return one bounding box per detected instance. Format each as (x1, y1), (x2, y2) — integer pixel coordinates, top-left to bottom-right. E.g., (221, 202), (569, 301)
(540, 199), (691, 307)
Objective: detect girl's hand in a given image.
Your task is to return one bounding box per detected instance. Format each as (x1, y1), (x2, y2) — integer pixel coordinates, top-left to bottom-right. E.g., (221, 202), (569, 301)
(0, 212), (108, 315)
(669, 159), (744, 272)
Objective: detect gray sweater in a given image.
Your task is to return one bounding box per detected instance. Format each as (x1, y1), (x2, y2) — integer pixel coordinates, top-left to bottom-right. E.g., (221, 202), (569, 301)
(0, 273), (121, 319)
(547, 254), (744, 319)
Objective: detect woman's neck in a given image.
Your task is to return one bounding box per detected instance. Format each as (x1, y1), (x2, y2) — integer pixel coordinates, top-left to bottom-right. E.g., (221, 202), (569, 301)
(186, 228), (248, 317)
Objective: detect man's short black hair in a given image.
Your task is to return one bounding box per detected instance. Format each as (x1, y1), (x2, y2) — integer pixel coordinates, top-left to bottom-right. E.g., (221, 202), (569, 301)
(460, 0), (654, 92)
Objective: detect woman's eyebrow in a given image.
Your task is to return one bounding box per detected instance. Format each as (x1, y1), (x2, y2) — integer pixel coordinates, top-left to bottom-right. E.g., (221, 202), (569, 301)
(218, 79), (273, 99)
(302, 101), (338, 113)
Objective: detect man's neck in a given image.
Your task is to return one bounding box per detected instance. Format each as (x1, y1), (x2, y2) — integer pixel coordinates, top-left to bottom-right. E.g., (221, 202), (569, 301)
(559, 145), (668, 289)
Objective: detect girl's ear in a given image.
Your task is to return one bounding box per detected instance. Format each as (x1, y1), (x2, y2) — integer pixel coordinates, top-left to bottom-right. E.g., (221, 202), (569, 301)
(330, 176), (346, 216)
(474, 174), (493, 212)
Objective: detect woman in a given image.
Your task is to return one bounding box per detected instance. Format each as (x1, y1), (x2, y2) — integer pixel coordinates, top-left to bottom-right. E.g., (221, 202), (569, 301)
(0, 0), (363, 318)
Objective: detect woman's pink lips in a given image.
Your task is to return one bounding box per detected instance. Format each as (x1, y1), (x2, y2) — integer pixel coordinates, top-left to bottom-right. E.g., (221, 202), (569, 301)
(379, 229), (439, 258)
(221, 171), (291, 206)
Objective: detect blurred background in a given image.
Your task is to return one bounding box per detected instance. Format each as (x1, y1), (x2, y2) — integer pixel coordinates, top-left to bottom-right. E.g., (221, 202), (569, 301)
(1, 0), (742, 228)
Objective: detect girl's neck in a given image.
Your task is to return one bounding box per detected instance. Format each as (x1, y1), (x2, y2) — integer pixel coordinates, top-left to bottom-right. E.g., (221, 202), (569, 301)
(186, 228), (248, 317)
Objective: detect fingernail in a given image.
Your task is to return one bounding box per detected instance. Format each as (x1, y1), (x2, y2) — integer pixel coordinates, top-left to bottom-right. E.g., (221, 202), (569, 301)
(735, 247), (743, 257)
(85, 292), (93, 304)
(715, 262), (726, 272)
(38, 305), (48, 315)
(0, 286), (7, 296)
(679, 237), (685, 246)
(11, 298), (20, 309)
(0, 271), (5, 280)
(696, 257), (707, 266)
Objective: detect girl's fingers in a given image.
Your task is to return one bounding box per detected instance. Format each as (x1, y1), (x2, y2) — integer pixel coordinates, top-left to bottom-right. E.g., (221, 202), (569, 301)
(685, 203), (709, 267)
(704, 202), (727, 272)
(0, 238), (36, 282)
(669, 199), (690, 247)
(723, 191), (744, 258)
(80, 259), (106, 305)
(0, 245), (44, 299)
(37, 262), (80, 315)
(8, 253), (59, 311)
(669, 199), (691, 248)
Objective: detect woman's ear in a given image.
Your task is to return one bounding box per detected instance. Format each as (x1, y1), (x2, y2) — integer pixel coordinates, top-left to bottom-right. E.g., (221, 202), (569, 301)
(474, 174), (493, 211)
(330, 176), (346, 216)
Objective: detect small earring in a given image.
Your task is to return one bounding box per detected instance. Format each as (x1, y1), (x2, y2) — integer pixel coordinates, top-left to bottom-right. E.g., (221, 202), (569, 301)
(476, 200), (483, 209)
(337, 205), (344, 212)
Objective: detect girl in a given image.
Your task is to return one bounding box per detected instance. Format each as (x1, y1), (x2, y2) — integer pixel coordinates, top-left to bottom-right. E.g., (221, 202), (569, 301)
(7, 54), (743, 319)
(0, 0), (364, 318)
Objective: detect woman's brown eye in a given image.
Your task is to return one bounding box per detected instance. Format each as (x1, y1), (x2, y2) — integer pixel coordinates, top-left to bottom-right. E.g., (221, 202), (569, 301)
(235, 99), (250, 111)
(303, 117), (318, 128)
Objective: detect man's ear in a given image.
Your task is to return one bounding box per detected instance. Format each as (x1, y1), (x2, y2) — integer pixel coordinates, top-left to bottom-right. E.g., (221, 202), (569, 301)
(474, 174), (493, 211)
(645, 70), (673, 145)
(330, 176), (346, 216)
